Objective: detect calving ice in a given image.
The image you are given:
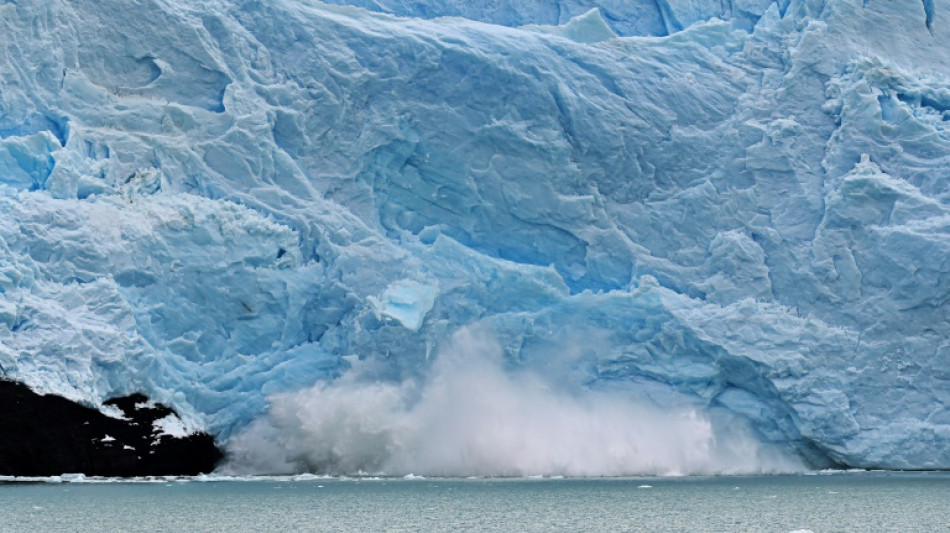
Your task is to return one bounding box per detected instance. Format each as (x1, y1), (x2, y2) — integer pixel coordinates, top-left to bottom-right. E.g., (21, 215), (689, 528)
(0, 0), (948, 475)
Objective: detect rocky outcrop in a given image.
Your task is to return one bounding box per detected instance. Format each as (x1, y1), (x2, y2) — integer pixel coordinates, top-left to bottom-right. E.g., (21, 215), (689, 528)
(0, 380), (221, 477)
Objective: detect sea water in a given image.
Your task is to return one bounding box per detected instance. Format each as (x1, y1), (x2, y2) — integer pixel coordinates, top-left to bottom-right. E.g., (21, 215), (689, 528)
(1, 472), (948, 532)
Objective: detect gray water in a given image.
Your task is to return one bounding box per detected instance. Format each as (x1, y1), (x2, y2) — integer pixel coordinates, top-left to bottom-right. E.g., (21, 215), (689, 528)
(1, 473), (948, 532)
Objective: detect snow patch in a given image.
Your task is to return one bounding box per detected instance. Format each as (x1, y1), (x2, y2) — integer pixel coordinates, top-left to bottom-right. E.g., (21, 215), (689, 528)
(153, 414), (194, 439)
(99, 405), (129, 421)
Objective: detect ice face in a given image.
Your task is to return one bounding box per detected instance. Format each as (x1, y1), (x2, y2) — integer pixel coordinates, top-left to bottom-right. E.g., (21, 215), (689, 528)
(1, 0), (950, 473)
(314, 0), (934, 36)
(313, 0), (779, 36)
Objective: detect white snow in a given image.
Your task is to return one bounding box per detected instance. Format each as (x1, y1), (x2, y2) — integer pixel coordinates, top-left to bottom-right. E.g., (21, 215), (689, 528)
(152, 414), (193, 439)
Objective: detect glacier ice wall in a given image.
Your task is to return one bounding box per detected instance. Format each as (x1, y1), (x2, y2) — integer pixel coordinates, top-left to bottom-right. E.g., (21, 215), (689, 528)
(313, 0), (778, 37)
(1, 0), (950, 473)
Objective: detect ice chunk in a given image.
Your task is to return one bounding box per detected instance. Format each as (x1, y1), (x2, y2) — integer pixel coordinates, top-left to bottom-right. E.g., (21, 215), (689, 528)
(0, 132), (60, 191)
(368, 280), (439, 331)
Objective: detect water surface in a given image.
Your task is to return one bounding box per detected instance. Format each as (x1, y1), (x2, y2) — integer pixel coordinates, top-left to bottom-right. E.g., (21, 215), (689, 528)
(2, 472), (948, 532)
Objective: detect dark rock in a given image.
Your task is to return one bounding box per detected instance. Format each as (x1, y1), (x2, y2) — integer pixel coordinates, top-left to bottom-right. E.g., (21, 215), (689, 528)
(0, 380), (222, 477)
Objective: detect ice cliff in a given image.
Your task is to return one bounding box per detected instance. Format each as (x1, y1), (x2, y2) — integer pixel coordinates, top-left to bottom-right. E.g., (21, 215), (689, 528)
(1, 0), (950, 475)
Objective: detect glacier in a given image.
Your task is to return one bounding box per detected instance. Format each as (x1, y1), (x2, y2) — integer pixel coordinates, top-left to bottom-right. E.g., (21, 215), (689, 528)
(1, 0), (950, 475)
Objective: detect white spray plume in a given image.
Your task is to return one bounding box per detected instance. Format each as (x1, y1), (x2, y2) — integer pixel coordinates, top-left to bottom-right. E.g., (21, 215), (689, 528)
(223, 325), (803, 476)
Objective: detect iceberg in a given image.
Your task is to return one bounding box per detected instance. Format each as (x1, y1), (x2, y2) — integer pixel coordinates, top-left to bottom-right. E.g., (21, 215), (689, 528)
(1, 0), (949, 474)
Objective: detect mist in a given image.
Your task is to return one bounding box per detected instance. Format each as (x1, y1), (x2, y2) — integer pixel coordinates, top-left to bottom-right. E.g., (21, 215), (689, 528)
(223, 326), (804, 476)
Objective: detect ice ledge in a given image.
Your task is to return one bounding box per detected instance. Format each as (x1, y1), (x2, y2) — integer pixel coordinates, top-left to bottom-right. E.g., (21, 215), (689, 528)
(524, 8), (617, 44)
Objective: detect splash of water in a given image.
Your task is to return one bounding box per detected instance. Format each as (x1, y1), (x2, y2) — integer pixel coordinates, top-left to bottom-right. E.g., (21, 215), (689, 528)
(223, 326), (803, 476)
